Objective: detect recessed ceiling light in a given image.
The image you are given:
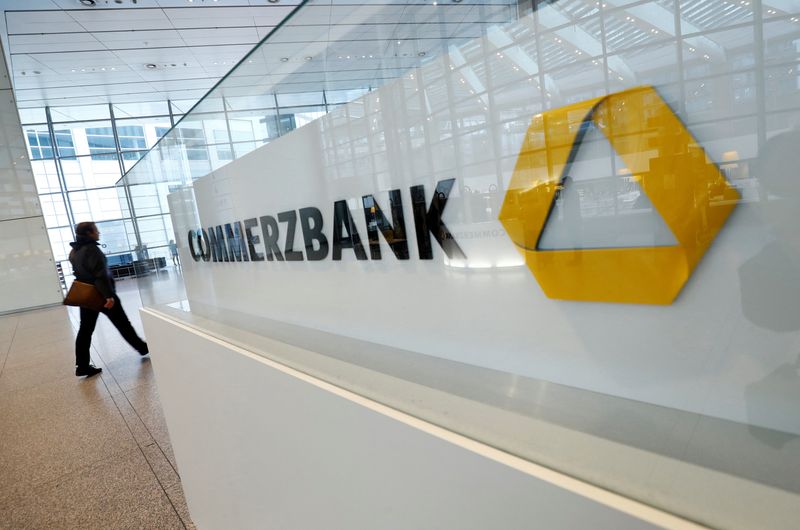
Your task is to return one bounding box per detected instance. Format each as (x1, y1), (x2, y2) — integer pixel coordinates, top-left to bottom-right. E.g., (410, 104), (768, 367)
(304, 56), (312, 61)
(80, 0), (96, 5)
(267, 0), (280, 3)
(280, 57), (289, 62)
(145, 63), (157, 69)
(418, 51), (426, 57)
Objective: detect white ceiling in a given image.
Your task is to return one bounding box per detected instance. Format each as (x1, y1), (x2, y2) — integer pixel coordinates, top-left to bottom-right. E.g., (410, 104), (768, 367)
(0, 0), (301, 110)
(0, 0), (519, 113)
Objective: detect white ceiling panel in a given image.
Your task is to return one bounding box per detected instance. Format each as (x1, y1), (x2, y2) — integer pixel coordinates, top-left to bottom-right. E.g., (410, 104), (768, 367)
(93, 29), (186, 49)
(8, 33), (101, 54)
(6, 10), (85, 34)
(1, 0), (517, 110)
(163, 6), (294, 28)
(177, 27), (261, 46)
(69, 8), (174, 32)
(51, 0), (163, 8)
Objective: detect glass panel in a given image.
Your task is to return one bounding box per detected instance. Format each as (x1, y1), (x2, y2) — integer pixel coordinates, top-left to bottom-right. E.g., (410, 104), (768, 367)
(60, 156), (122, 190)
(129, 183), (170, 217)
(276, 91), (325, 107)
(23, 125), (54, 160)
(122, 151), (150, 171)
(68, 187), (128, 222)
(136, 214), (172, 247)
(38, 193), (70, 228)
(18, 107), (46, 124)
(94, 219), (134, 255)
(116, 117), (173, 150)
(121, 3), (800, 528)
(49, 104), (110, 122)
(47, 226), (75, 262)
(765, 62), (800, 111)
(30, 159), (61, 194)
(325, 88), (370, 104)
(112, 101), (169, 119)
(763, 17), (800, 66)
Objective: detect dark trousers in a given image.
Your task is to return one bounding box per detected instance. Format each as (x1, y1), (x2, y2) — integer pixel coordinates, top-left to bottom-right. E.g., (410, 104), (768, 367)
(75, 294), (147, 368)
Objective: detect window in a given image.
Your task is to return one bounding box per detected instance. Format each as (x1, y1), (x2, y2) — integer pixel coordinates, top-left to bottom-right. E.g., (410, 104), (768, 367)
(117, 125), (147, 154)
(85, 127), (117, 160)
(26, 129), (75, 159)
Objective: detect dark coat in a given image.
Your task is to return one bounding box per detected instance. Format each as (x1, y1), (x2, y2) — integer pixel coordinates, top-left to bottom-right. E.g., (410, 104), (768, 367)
(68, 236), (115, 299)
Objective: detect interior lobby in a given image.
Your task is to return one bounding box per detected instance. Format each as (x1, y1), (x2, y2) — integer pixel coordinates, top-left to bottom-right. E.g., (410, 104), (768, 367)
(1, 0), (799, 529)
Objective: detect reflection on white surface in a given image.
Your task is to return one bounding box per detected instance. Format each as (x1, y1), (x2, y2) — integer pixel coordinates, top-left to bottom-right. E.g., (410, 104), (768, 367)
(128, 1), (800, 527)
(0, 217), (62, 313)
(538, 124), (679, 250)
(154, 4), (800, 436)
(0, 38), (61, 312)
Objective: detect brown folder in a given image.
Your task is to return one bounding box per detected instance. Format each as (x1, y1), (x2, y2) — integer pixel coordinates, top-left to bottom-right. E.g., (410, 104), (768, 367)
(63, 280), (107, 312)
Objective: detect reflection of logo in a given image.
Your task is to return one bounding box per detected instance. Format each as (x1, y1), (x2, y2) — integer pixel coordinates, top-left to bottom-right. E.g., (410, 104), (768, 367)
(498, 86), (740, 304)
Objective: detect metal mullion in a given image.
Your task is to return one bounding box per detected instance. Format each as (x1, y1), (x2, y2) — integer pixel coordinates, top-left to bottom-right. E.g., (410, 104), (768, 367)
(44, 106), (77, 231)
(274, 93), (283, 136)
(221, 95), (237, 159)
(108, 103), (143, 252)
(168, 99), (176, 127)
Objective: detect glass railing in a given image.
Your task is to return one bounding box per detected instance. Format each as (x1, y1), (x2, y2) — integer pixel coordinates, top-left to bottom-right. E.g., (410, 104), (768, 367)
(122, 1), (800, 528)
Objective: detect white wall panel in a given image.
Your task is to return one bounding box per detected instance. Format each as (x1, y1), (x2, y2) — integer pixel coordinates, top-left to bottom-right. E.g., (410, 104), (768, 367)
(0, 217), (62, 314)
(0, 39), (62, 313)
(143, 310), (677, 530)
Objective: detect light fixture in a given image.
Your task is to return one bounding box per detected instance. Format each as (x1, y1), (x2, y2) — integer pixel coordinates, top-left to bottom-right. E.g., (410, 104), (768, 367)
(304, 56), (312, 61)
(280, 57), (289, 62)
(79, 0), (96, 5)
(418, 51), (426, 57)
(145, 63), (157, 69)
(267, 0), (280, 3)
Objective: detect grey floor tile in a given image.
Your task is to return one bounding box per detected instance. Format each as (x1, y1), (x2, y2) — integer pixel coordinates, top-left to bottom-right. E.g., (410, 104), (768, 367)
(16, 307), (70, 329)
(125, 382), (173, 452)
(8, 448), (185, 530)
(165, 482), (196, 530)
(108, 390), (154, 446)
(0, 354), (82, 396)
(0, 395), (138, 501)
(103, 356), (155, 394)
(1, 299), (195, 529)
(0, 371), (110, 419)
(142, 440), (181, 489)
(2, 341), (76, 371)
(12, 322), (75, 345)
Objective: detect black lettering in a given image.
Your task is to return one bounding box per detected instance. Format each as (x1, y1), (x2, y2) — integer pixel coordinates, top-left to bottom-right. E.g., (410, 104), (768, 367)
(298, 207), (329, 261)
(224, 221), (250, 262)
(244, 218), (264, 262)
(188, 229), (201, 262)
(332, 200), (368, 260)
(199, 229), (211, 261)
(410, 178), (466, 260)
(277, 211), (304, 261)
(259, 215), (284, 261)
(207, 225), (230, 262)
(362, 190), (409, 260)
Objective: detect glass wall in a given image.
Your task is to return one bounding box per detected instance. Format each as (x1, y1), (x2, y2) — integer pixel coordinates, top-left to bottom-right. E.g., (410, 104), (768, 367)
(22, 88), (383, 282)
(22, 102), (174, 279)
(124, 0), (800, 528)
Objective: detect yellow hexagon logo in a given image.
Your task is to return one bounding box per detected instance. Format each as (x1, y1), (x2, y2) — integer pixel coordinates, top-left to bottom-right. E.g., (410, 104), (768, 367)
(498, 86), (740, 305)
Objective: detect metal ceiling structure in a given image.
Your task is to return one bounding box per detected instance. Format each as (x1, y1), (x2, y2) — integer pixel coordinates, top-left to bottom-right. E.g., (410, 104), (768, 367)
(0, 0), (520, 114)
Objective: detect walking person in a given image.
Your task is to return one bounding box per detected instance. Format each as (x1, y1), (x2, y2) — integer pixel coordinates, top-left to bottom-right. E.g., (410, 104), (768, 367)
(168, 239), (180, 267)
(69, 222), (149, 377)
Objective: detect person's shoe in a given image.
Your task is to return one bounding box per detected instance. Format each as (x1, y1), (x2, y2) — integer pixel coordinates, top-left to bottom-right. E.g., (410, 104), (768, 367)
(138, 343), (149, 356)
(75, 365), (102, 377)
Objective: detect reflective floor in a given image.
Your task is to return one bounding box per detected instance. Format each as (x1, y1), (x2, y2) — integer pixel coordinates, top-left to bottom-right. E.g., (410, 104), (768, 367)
(0, 273), (194, 529)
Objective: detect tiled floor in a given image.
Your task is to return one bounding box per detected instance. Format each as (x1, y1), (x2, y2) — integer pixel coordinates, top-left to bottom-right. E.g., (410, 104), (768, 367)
(0, 278), (194, 529)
